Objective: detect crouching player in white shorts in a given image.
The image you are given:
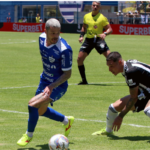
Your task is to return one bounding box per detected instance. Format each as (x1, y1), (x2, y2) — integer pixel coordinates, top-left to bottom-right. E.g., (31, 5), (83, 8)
(17, 18), (74, 146)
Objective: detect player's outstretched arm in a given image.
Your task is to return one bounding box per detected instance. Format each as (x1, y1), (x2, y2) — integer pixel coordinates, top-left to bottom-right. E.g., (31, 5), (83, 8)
(112, 86), (138, 131)
(49, 70), (71, 89)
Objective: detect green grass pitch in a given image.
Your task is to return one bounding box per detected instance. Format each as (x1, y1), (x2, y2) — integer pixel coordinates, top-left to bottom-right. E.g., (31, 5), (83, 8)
(0, 32), (150, 150)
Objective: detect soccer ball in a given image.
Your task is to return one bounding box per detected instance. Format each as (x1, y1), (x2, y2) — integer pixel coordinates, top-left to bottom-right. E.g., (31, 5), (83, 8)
(48, 134), (69, 150)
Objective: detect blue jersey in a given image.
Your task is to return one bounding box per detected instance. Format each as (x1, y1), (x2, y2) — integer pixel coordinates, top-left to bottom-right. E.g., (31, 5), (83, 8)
(39, 33), (72, 87)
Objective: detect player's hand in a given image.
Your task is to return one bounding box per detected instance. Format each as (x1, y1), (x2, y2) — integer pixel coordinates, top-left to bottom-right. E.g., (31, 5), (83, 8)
(112, 116), (123, 132)
(99, 33), (106, 40)
(79, 37), (83, 43)
(43, 85), (54, 98)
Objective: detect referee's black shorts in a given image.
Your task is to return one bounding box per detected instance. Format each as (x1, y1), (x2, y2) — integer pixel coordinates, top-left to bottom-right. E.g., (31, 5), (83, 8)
(79, 37), (110, 55)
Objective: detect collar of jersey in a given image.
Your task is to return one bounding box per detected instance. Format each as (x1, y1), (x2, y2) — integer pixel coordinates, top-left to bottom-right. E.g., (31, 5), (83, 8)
(44, 36), (61, 48)
(122, 61), (127, 75)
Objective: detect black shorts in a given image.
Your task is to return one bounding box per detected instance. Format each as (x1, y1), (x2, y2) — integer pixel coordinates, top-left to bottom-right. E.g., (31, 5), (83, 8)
(134, 94), (150, 112)
(79, 38), (110, 55)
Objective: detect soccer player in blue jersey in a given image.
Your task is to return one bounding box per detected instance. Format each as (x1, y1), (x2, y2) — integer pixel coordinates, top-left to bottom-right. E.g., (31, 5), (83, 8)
(17, 18), (74, 146)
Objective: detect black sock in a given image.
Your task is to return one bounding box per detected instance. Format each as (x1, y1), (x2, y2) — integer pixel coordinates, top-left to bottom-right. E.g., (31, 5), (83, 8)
(78, 65), (87, 82)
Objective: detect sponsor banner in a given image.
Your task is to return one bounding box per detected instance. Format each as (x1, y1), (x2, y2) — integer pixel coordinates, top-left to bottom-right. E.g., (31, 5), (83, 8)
(0, 23), (45, 32)
(58, 1), (83, 24)
(0, 23), (150, 36)
(111, 24), (150, 35)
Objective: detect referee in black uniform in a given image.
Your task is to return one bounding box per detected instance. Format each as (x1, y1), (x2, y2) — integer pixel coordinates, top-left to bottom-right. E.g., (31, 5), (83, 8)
(77, 1), (112, 85)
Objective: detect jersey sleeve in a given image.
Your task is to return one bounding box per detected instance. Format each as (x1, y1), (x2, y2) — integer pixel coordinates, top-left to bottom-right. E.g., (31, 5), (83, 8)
(83, 15), (86, 24)
(39, 37), (41, 49)
(102, 16), (109, 27)
(61, 49), (72, 71)
(126, 68), (139, 88)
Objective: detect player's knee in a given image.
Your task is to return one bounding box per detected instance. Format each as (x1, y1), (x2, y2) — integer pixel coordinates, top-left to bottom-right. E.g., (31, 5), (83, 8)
(108, 104), (118, 113)
(28, 96), (50, 108)
(106, 104), (118, 121)
(77, 57), (83, 64)
(144, 106), (150, 117)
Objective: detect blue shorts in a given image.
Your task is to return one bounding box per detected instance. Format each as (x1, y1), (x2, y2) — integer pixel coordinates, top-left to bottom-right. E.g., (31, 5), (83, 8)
(35, 78), (68, 102)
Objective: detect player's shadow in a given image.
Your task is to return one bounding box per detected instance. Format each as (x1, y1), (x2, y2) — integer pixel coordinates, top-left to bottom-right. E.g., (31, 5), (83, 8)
(18, 142), (74, 150)
(17, 144), (50, 150)
(107, 134), (150, 142)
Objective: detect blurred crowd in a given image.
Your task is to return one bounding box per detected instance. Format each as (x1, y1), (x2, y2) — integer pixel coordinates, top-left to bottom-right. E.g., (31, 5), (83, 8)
(114, 1), (150, 24)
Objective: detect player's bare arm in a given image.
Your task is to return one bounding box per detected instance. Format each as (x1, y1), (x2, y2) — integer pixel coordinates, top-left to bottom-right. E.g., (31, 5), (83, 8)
(28, 70), (72, 108)
(79, 23), (87, 43)
(119, 86), (138, 118)
(112, 86), (138, 131)
(44, 69), (72, 96)
(99, 24), (112, 40)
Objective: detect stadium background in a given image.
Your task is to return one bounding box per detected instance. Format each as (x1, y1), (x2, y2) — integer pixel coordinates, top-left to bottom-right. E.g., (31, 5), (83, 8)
(0, 1), (150, 150)
(0, 1), (150, 35)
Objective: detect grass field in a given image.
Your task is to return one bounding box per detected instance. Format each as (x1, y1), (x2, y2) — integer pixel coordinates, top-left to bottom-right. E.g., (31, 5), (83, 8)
(0, 32), (150, 150)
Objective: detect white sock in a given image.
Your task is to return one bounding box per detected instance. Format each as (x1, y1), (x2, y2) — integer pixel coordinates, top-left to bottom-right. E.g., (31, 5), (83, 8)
(62, 116), (68, 125)
(106, 104), (118, 133)
(26, 131), (33, 137)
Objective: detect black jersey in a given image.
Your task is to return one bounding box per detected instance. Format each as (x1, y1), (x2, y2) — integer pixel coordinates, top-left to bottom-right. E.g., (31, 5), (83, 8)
(122, 60), (150, 112)
(122, 60), (150, 96)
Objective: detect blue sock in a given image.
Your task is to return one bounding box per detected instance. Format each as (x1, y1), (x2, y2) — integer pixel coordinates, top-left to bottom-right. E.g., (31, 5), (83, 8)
(27, 105), (39, 132)
(42, 107), (64, 122)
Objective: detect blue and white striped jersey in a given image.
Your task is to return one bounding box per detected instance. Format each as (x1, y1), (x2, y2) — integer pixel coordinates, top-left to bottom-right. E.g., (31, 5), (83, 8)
(39, 32), (72, 85)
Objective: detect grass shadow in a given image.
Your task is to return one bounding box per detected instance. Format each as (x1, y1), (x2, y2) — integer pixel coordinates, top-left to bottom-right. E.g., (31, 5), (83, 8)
(17, 142), (74, 150)
(107, 134), (150, 142)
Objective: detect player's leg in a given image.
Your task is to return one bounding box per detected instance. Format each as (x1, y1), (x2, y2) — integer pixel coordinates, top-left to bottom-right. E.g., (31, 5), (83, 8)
(29, 88), (74, 137)
(77, 51), (88, 84)
(143, 98), (150, 118)
(95, 39), (110, 58)
(17, 93), (52, 146)
(92, 95), (135, 135)
(41, 104), (74, 137)
(33, 82), (73, 129)
(102, 49), (110, 58)
(44, 86), (74, 137)
(77, 38), (93, 85)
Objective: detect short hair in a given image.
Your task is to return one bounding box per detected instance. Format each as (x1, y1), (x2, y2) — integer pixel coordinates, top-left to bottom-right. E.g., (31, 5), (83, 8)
(45, 18), (61, 30)
(106, 52), (122, 62)
(92, 1), (101, 5)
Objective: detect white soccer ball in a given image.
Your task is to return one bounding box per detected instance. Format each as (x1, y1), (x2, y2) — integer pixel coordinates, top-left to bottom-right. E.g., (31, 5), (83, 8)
(48, 134), (69, 150)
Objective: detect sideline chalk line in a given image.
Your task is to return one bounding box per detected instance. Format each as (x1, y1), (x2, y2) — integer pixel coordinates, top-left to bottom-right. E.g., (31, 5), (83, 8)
(0, 40), (36, 44)
(0, 108), (149, 128)
(2, 82), (145, 128)
(0, 82), (125, 90)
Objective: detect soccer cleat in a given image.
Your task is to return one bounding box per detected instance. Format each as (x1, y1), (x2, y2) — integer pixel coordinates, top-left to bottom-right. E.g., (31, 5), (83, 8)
(78, 81), (88, 85)
(17, 133), (33, 146)
(92, 128), (113, 135)
(63, 116), (74, 137)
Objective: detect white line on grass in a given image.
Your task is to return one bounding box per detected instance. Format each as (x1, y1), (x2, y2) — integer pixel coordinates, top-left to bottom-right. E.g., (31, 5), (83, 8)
(0, 40), (36, 44)
(0, 109), (150, 128)
(0, 86), (37, 89)
(0, 82), (125, 89)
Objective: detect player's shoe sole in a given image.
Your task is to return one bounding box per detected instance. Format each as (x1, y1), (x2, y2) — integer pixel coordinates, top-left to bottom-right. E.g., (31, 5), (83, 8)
(92, 128), (113, 135)
(17, 133), (33, 146)
(64, 116), (74, 137)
